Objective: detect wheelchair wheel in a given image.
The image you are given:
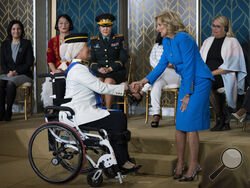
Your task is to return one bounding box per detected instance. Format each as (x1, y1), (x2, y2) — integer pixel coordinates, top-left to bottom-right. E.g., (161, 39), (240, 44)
(28, 122), (85, 184)
(87, 170), (103, 187)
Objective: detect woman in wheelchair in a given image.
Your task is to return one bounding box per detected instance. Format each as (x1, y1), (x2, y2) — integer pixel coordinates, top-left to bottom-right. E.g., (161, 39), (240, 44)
(59, 33), (140, 173)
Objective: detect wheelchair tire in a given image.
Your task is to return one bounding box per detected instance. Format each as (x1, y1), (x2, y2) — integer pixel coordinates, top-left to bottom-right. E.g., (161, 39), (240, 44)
(87, 171), (103, 187)
(28, 122), (85, 184)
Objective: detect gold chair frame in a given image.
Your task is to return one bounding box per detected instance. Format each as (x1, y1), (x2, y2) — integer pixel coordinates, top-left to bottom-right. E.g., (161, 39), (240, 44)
(113, 55), (133, 117)
(16, 82), (32, 120)
(145, 87), (179, 124)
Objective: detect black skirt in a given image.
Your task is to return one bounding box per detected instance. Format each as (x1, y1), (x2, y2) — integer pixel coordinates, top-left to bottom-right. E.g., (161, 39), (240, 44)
(93, 68), (126, 84)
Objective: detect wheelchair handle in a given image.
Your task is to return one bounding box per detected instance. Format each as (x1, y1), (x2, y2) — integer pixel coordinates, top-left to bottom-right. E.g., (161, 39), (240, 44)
(44, 106), (75, 116)
(38, 72), (65, 79)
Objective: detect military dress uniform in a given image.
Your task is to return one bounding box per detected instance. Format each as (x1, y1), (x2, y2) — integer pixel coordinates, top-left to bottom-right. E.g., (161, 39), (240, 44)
(90, 32), (128, 84)
(59, 33), (131, 167)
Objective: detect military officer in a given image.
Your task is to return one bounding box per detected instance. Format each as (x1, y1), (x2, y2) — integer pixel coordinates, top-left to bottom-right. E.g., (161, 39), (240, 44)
(90, 13), (128, 109)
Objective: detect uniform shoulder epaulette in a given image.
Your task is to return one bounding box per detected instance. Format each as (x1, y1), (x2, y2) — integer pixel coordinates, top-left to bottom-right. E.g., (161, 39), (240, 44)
(90, 36), (99, 40)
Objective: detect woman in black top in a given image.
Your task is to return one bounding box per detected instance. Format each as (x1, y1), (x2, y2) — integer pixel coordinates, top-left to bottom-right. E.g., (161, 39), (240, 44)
(200, 15), (247, 131)
(0, 20), (33, 121)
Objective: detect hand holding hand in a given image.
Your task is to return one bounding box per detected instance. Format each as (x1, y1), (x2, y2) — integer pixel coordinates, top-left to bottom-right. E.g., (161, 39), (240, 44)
(106, 67), (113, 73)
(13, 70), (18, 76)
(98, 67), (108, 74)
(52, 69), (63, 74)
(129, 82), (142, 93)
(7, 71), (14, 77)
(180, 95), (190, 112)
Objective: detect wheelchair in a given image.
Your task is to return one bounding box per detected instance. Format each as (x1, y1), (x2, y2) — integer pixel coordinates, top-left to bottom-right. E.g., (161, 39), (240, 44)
(28, 73), (126, 187)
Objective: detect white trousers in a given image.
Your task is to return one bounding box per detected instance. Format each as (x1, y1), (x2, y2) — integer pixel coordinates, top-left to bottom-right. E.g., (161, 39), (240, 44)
(142, 68), (181, 115)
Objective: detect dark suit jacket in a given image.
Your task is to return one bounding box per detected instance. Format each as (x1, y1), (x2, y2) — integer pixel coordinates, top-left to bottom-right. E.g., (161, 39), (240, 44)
(0, 39), (33, 78)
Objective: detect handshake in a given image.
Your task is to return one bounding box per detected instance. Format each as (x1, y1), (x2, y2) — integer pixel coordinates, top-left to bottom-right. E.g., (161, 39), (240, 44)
(126, 81), (144, 94)
(124, 80), (147, 105)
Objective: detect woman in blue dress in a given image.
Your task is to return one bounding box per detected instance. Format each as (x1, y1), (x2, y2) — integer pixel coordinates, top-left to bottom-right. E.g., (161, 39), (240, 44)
(131, 10), (214, 181)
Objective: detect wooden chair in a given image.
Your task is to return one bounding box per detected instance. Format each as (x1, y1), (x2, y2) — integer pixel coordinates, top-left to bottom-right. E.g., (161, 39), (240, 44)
(16, 81), (32, 120)
(113, 55), (133, 116)
(145, 84), (179, 124)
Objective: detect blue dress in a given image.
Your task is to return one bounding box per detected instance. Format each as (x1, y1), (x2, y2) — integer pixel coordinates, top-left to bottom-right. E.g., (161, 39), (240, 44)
(146, 32), (214, 132)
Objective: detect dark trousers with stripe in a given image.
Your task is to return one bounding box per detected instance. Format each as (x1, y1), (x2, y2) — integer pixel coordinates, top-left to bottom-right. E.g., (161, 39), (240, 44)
(81, 111), (129, 167)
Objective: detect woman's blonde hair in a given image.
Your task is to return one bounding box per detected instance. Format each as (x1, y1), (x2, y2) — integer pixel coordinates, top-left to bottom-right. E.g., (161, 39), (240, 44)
(155, 9), (187, 35)
(213, 15), (235, 38)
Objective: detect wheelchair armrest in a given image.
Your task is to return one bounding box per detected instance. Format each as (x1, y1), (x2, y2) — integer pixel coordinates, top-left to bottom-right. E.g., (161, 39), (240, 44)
(38, 72), (65, 79)
(79, 125), (100, 132)
(79, 126), (108, 138)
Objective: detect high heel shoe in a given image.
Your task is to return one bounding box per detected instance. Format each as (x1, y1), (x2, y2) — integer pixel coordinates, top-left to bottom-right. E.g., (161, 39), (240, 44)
(128, 92), (143, 105)
(179, 165), (201, 182)
(151, 115), (160, 128)
(173, 164), (186, 179)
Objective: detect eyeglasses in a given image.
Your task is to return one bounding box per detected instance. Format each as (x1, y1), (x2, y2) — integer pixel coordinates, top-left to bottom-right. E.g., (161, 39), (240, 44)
(212, 24), (222, 29)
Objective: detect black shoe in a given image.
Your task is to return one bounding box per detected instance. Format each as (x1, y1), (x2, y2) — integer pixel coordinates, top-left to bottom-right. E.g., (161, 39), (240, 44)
(151, 115), (160, 128)
(121, 165), (141, 175)
(210, 115), (225, 131)
(173, 164), (186, 179)
(128, 92), (143, 105)
(179, 165), (201, 182)
(4, 111), (12, 121)
(224, 123), (231, 130)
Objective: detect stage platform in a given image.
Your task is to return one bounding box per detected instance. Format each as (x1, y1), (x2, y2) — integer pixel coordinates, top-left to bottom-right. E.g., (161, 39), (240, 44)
(0, 113), (250, 188)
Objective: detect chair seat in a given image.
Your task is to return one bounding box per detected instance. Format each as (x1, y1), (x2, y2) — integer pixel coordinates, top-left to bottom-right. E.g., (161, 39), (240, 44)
(162, 84), (180, 89)
(148, 84), (180, 90)
(20, 82), (32, 87)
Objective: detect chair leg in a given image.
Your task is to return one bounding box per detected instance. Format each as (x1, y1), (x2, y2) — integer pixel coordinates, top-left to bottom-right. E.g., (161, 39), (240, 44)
(124, 94), (128, 118)
(29, 87), (32, 117)
(242, 119), (247, 132)
(145, 92), (149, 124)
(24, 88), (28, 120)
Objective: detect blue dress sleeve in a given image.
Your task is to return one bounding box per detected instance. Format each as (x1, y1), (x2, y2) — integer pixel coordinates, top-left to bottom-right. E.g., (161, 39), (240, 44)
(177, 33), (196, 94)
(146, 40), (169, 84)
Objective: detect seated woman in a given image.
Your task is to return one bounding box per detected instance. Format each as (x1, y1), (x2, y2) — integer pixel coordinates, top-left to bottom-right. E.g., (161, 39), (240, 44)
(90, 13), (128, 109)
(132, 33), (181, 128)
(0, 20), (33, 121)
(59, 33), (140, 173)
(200, 15), (247, 131)
(41, 14), (73, 107)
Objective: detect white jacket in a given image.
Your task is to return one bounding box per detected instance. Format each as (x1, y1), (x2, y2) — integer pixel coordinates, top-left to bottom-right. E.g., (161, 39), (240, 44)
(200, 36), (247, 108)
(59, 59), (125, 125)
